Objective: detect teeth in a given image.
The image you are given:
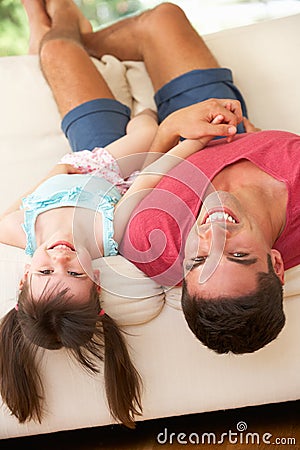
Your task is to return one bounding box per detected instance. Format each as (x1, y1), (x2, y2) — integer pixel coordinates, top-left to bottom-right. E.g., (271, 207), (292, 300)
(205, 212), (237, 224)
(52, 244), (71, 250)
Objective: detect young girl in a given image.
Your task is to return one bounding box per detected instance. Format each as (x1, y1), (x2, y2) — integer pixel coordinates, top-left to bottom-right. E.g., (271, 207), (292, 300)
(0, 0), (242, 429)
(0, 0), (159, 429)
(0, 112), (158, 429)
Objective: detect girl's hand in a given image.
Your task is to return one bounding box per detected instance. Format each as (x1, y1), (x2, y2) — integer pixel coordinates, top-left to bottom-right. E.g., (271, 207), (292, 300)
(46, 163), (83, 178)
(243, 117), (262, 133)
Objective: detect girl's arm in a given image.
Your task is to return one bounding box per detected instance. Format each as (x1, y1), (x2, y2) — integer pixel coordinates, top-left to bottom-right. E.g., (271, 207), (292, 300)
(104, 109), (158, 178)
(144, 98), (243, 158)
(0, 163), (81, 220)
(0, 164), (81, 248)
(113, 139), (215, 243)
(0, 110), (157, 246)
(113, 99), (241, 243)
(114, 99), (243, 242)
(117, 98), (243, 209)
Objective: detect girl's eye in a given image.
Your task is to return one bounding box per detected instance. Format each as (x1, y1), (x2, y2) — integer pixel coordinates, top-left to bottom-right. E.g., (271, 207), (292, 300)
(68, 271), (84, 277)
(192, 256), (207, 263)
(39, 269), (53, 275)
(231, 252), (249, 258)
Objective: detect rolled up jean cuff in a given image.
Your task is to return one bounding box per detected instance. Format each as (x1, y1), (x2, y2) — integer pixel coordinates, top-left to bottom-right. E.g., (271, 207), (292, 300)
(61, 98), (131, 152)
(154, 68), (247, 133)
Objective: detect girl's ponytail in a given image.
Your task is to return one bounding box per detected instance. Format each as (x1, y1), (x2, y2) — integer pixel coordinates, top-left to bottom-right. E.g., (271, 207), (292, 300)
(101, 312), (142, 428)
(0, 307), (43, 423)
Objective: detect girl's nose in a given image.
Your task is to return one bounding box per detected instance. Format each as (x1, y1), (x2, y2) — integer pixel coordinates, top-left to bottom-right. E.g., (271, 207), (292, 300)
(51, 251), (70, 262)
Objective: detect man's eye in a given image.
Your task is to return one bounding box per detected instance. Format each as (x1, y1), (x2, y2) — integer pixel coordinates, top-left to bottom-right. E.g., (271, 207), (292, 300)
(68, 271), (84, 277)
(39, 269), (53, 275)
(185, 256), (208, 271)
(231, 252), (249, 258)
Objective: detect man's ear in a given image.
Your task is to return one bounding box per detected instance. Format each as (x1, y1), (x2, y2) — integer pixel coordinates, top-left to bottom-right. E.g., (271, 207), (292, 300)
(270, 249), (285, 285)
(19, 263), (30, 290)
(93, 269), (101, 293)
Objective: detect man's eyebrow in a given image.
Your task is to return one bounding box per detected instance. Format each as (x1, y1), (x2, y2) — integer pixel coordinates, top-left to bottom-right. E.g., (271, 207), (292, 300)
(187, 256), (258, 272)
(226, 257), (258, 266)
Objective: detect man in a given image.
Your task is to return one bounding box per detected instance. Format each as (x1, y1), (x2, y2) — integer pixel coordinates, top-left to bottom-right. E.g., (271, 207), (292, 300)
(87, 2), (298, 354)
(119, 129), (297, 355)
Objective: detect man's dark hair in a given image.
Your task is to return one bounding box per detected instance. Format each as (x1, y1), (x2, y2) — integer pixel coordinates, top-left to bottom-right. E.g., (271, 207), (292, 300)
(181, 254), (285, 354)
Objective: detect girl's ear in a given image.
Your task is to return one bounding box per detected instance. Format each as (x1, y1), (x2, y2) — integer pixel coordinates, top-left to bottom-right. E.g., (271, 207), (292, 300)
(19, 264), (30, 290)
(93, 269), (101, 293)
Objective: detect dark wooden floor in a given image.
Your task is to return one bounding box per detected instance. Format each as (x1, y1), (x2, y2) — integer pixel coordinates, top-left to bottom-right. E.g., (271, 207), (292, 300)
(3, 400), (300, 449)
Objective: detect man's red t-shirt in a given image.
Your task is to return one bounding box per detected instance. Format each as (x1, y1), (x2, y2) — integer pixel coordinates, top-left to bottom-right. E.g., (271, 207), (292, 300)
(120, 130), (300, 286)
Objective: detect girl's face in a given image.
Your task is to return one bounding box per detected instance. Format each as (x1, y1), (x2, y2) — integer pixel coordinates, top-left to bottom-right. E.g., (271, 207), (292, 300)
(20, 242), (100, 302)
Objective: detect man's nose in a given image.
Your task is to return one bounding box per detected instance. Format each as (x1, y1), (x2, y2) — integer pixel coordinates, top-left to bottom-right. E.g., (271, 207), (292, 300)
(199, 223), (230, 240)
(198, 223), (229, 254)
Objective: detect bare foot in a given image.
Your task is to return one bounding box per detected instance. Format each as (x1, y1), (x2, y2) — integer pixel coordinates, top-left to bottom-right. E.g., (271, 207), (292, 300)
(45, 0), (92, 34)
(22, 0), (51, 54)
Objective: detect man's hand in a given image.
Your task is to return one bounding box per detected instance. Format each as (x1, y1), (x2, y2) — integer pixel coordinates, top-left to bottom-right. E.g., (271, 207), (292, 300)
(167, 98), (242, 139)
(151, 98), (243, 154)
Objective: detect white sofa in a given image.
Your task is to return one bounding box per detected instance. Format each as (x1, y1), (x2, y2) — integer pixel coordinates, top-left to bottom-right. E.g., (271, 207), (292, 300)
(0, 13), (300, 440)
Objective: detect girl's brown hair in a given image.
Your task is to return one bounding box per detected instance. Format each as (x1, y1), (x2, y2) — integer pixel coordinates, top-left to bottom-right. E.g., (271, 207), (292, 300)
(0, 282), (142, 428)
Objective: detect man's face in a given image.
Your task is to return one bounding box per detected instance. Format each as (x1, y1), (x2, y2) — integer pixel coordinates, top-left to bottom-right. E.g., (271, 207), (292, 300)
(183, 191), (283, 297)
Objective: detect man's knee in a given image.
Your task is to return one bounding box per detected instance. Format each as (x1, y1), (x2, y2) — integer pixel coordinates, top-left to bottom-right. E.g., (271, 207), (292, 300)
(40, 38), (81, 66)
(138, 2), (188, 35)
(155, 2), (186, 15)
